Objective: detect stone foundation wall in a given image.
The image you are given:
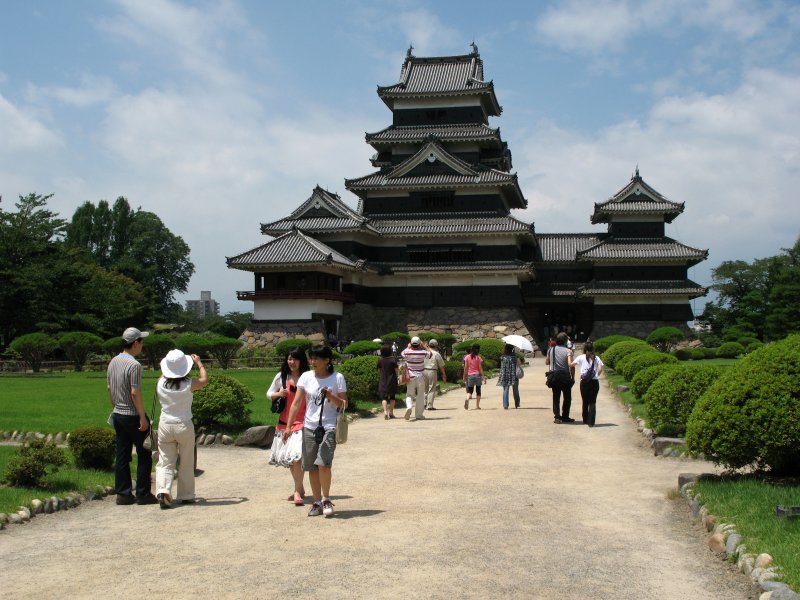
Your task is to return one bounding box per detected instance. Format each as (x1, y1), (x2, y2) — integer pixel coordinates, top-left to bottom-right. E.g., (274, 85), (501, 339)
(240, 321), (326, 349)
(340, 304), (529, 342)
(591, 320), (691, 340)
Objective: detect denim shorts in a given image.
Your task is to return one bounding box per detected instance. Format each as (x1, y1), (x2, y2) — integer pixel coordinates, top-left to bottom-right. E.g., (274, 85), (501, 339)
(301, 427), (336, 471)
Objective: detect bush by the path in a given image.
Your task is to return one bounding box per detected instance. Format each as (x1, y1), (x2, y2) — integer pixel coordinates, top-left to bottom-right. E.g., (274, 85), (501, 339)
(645, 364), (724, 436)
(192, 372), (254, 429)
(630, 363), (680, 399)
(619, 351), (678, 381)
(592, 335), (642, 355)
(646, 326), (684, 353)
(4, 439), (69, 488)
(337, 355), (379, 410)
(602, 340), (654, 369)
(342, 340), (381, 356)
(444, 360), (463, 383)
(454, 338), (506, 364)
(68, 426), (116, 470)
(716, 341), (745, 359)
(274, 338), (313, 356)
(686, 334), (800, 474)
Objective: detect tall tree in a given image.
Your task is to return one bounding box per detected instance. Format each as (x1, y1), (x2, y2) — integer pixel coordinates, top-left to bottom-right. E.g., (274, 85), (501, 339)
(65, 197), (195, 319)
(0, 194), (67, 345)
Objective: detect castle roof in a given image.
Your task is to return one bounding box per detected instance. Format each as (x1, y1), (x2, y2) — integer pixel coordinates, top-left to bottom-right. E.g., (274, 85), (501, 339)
(365, 123), (503, 148)
(592, 168), (684, 224)
(576, 237), (708, 265)
(377, 45), (501, 115)
(226, 228), (366, 272)
(578, 279), (707, 298)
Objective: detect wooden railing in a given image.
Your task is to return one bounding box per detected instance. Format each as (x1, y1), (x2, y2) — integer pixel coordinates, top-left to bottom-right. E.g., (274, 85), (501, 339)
(236, 289), (355, 302)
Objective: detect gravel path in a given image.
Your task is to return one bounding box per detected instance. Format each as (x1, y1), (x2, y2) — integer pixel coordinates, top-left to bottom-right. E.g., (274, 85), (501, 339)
(0, 359), (756, 599)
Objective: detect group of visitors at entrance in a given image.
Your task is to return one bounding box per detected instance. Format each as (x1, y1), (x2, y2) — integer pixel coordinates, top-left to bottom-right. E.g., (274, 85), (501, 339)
(107, 324), (604, 519)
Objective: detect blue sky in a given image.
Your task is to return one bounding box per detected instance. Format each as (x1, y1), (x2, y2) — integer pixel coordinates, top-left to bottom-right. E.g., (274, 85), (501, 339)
(2, 0), (799, 315)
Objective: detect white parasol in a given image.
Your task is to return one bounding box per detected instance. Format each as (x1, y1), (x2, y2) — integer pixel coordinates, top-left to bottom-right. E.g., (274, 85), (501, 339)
(501, 334), (534, 352)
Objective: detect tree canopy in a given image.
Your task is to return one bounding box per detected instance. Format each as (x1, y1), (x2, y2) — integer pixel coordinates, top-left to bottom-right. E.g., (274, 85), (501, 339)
(699, 237), (800, 342)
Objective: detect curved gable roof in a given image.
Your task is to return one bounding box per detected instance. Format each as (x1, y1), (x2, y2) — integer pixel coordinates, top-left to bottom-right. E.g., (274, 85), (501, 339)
(592, 168), (684, 224)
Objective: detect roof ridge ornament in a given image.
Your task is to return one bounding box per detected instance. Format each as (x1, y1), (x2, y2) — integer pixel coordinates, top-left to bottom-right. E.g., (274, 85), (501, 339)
(470, 41), (479, 55)
(407, 44), (414, 58)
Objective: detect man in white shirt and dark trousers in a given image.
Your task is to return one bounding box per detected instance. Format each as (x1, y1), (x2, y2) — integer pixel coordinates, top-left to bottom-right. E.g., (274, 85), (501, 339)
(423, 339), (447, 410)
(401, 337), (431, 421)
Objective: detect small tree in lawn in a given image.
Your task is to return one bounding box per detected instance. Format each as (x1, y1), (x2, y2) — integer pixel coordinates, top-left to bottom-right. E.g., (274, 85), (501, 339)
(143, 333), (175, 370)
(59, 331), (104, 371)
(208, 336), (242, 369)
(10, 332), (58, 372)
(646, 326), (684, 353)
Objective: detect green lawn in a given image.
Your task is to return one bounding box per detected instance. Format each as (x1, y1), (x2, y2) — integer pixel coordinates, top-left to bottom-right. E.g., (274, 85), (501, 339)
(0, 368), (280, 433)
(0, 445), (115, 514)
(694, 476), (800, 590)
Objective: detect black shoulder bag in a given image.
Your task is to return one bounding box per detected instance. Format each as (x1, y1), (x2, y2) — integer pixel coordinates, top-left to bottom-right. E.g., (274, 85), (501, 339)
(270, 373), (287, 414)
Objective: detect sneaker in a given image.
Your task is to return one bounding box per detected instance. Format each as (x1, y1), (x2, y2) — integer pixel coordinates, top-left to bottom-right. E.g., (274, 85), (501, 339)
(308, 501), (323, 517)
(136, 493), (158, 505)
(409, 417), (417, 422)
(157, 493), (172, 510)
(554, 417), (562, 424)
(115, 494), (136, 505)
(403, 407), (412, 420)
(561, 417), (575, 423)
(322, 499), (335, 517)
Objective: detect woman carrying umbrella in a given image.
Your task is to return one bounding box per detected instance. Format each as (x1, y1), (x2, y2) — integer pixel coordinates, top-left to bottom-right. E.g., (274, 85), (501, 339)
(496, 344), (522, 409)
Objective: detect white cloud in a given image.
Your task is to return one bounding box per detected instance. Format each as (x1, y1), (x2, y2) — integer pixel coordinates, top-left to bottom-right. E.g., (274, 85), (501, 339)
(395, 8), (462, 56)
(27, 75), (118, 108)
(514, 67), (800, 286)
(0, 94), (62, 153)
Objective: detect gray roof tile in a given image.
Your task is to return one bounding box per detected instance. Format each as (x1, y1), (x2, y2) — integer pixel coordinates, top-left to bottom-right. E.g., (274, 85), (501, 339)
(592, 170), (684, 224)
(579, 279), (707, 298)
(576, 238), (708, 264)
(536, 234), (602, 262)
(227, 229), (361, 272)
(366, 124), (501, 146)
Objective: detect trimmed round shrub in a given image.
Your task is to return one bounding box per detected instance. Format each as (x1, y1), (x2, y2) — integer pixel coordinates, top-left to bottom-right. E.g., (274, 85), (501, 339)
(686, 334), (800, 474)
(701, 347), (718, 359)
(4, 439), (69, 488)
(630, 363), (680, 399)
(379, 331), (411, 347)
(10, 332), (58, 372)
(342, 340), (381, 356)
(601, 340), (654, 369)
(645, 364), (724, 436)
(619, 351), (678, 381)
(192, 372), (254, 429)
(453, 339), (506, 364)
(275, 338), (313, 356)
(103, 336), (124, 355)
(175, 333), (211, 357)
(143, 333), (177, 370)
(68, 426), (116, 470)
(59, 331), (104, 371)
(737, 337), (760, 348)
(337, 355), (380, 410)
(646, 326), (685, 353)
(691, 348), (707, 360)
(207, 336), (243, 369)
(592, 335), (642, 355)
(444, 360), (463, 383)
(672, 348), (693, 361)
(745, 341), (764, 354)
(716, 341), (745, 359)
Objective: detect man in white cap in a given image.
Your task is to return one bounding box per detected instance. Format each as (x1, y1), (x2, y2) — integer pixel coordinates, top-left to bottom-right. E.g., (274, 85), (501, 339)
(400, 336), (431, 421)
(423, 339), (447, 410)
(107, 326), (157, 505)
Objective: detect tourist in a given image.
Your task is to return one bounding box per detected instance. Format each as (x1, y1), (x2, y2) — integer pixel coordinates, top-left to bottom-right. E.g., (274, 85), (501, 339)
(155, 349), (208, 509)
(267, 347), (310, 505)
(497, 344), (522, 409)
(377, 345), (399, 419)
(423, 339), (447, 410)
(569, 340), (604, 426)
(282, 345), (347, 518)
(401, 336), (432, 421)
(545, 332), (575, 423)
(107, 326), (158, 505)
(463, 344), (486, 410)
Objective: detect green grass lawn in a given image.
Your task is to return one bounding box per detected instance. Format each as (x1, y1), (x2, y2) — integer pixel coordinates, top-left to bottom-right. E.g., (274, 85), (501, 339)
(0, 445), (115, 514)
(0, 368), (280, 433)
(694, 476), (800, 590)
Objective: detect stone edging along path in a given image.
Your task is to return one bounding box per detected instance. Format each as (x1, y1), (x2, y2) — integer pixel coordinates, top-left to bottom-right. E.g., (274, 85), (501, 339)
(614, 384), (799, 600)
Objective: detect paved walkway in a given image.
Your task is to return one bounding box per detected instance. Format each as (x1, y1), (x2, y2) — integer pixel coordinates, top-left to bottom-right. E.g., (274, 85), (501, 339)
(0, 358), (754, 599)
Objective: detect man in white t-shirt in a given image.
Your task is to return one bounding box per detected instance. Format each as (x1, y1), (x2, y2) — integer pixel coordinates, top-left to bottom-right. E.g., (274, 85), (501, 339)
(423, 339), (447, 410)
(400, 336), (431, 421)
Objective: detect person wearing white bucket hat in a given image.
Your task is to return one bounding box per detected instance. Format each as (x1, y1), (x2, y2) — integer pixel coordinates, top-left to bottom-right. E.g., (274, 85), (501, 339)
(154, 349), (207, 509)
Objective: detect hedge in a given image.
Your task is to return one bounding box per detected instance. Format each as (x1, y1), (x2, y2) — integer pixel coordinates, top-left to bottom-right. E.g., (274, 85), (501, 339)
(592, 335), (642, 355)
(686, 334), (800, 474)
(716, 341), (745, 358)
(342, 340), (381, 356)
(645, 364), (724, 436)
(192, 372), (254, 429)
(275, 338), (314, 356)
(630, 363), (680, 399)
(453, 338), (506, 364)
(337, 355), (380, 410)
(601, 340), (654, 369)
(618, 351), (678, 381)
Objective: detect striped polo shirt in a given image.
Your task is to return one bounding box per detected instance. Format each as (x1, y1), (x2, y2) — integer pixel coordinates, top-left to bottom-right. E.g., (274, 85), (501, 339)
(107, 353), (143, 416)
(401, 347), (431, 379)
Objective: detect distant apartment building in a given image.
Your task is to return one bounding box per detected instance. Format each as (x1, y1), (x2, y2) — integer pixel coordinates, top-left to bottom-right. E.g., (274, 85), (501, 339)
(186, 291), (220, 317)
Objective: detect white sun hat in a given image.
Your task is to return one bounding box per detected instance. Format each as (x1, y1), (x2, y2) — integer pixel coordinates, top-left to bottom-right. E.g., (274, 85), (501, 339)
(160, 349), (193, 379)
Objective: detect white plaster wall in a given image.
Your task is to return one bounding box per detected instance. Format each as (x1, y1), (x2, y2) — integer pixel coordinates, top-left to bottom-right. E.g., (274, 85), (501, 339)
(254, 299), (343, 320)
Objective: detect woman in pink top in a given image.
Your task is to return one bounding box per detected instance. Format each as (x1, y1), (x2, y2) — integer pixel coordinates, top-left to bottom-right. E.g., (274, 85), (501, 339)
(267, 348), (310, 506)
(462, 344), (486, 410)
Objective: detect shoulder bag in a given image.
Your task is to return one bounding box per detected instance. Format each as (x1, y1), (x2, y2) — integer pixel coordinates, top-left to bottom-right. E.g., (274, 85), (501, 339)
(336, 408), (348, 444)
